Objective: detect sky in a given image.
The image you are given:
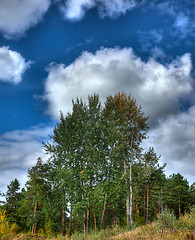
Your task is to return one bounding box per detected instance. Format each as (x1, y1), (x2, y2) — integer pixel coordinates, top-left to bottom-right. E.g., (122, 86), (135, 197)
(0, 0), (195, 197)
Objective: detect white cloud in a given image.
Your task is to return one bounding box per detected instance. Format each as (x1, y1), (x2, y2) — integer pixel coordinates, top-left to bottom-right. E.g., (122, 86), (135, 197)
(0, 169), (28, 200)
(98, 0), (137, 18)
(0, 126), (52, 198)
(0, 0), (51, 39)
(145, 106), (195, 184)
(60, 0), (95, 20)
(59, 0), (138, 20)
(0, 46), (31, 84)
(0, 126), (52, 170)
(43, 47), (193, 127)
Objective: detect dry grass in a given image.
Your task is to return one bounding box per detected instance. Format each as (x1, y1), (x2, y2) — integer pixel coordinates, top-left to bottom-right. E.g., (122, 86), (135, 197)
(7, 222), (195, 240)
(113, 223), (195, 240)
(10, 234), (47, 240)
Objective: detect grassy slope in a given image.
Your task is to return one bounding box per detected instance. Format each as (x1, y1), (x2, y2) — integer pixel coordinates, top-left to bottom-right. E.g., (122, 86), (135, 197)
(113, 224), (194, 240)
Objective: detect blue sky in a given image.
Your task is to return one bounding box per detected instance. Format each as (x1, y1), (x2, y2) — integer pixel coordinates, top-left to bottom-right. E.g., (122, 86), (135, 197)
(0, 0), (195, 195)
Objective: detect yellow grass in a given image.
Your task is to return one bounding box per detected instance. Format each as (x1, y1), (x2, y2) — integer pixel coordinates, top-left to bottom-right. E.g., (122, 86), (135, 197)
(113, 223), (194, 240)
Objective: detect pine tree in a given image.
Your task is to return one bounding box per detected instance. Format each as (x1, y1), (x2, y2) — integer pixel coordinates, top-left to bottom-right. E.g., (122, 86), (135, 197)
(165, 173), (190, 217)
(22, 157), (49, 233)
(5, 178), (21, 224)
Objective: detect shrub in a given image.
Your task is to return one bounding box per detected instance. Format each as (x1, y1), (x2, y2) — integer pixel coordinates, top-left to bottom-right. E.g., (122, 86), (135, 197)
(0, 210), (11, 239)
(178, 206), (195, 231)
(10, 222), (19, 234)
(156, 209), (177, 231)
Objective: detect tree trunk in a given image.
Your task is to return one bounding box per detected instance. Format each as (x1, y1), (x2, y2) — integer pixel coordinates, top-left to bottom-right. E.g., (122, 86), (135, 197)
(178, 192), (181, 217)
(126, 195), (130, 228)
(83, 211), (87, 234)
(68, 201), (72, 238)
(94, 213), (97, 232)
(129, 137), (133, 225)
(62, 206), (66, 237)
(129, 161), (133, 225)
(100, 194), (107, 230)
(124, 160), (130, 228)
(161, 189), (163, 213)
(155, 199), (159, 219)
(144, 186), (146, 225)
(32, 200), (37, 234)
(146, 183), (149, 224)
(86, 177), (91, 234)
(109, 204), (112, 227)
(136, 198), (139, 217)
(76, 214), (78, 232)
(86, 202), (90, 234)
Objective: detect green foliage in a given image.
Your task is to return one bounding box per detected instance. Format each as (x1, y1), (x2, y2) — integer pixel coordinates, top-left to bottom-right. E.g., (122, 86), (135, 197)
(157, 209), (177, 231)
(178, 205), (195, 231)
(189, 183), (195, 206)
(5, 178), (21, 225)
(164, 173), (190, 217)
(71, 226), (125, 240)
(1, 93), (193, 237)
(157, 207), (195, 233)
(10, 222), (19, 234)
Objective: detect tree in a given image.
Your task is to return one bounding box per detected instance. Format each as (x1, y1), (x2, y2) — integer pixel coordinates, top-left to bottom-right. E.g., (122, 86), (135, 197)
(22, 157), (49, 234)
(142, 148), (166, 224)
(5, 178), (21, 224)
(189, 183), (195, 206)
(44, 93), (148, 233)
(165, 173), (189, 217)
(103, 92), (148, 227)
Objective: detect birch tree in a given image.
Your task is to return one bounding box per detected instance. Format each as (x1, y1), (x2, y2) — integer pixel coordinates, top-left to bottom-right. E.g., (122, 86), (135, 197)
(104, 92), (148, 227)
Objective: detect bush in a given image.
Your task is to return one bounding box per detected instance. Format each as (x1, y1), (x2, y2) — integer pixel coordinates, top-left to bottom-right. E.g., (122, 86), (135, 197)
(10, 222), (19, 234)
(0, 210), (11, 239)
(178, 206), (195, 231)
(156, 209), (177, 231)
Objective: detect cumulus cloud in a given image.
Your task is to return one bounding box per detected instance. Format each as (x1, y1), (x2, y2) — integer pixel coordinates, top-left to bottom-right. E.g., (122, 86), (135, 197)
(0, 46), (31, 84)
(59, 0), (138, 20)
(43, 47), (193, 126)
(145, 106), (195, 183)
(0, 0), (51, 38)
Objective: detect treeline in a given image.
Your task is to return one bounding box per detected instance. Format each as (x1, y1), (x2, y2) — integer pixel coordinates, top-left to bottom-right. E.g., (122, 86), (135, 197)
(1, 93), (195, 237)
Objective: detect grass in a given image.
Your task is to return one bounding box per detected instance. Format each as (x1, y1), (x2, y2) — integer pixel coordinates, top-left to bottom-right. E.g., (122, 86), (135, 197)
(113, 223), (195, 240)
(5, 224), (195, 240)
(6, 207), (195, 240)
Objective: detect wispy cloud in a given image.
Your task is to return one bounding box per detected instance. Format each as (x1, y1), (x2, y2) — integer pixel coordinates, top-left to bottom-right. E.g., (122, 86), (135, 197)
(58, 0), (140, 21)
(137, 30), (164, 51)
(157, 1), (195, 39)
